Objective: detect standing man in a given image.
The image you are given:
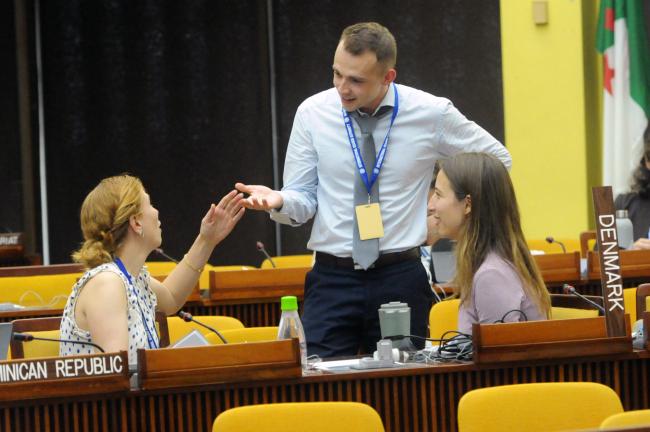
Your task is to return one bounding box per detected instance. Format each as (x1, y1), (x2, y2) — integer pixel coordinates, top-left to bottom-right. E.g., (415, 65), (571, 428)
(236, 22), (510, 358)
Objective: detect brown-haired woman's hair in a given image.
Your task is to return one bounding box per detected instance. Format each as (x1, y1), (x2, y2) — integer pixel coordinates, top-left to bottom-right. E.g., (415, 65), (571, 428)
(72, 175), (144, 268)
(439, 153), (551, 318)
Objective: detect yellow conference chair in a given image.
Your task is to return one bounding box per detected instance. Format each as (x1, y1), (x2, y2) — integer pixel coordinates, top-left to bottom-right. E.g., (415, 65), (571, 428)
(10, 316), (63, 359)
(260, 254), (313, 269)
(552, 287), (632, 324)
(0, 273), (80, 309)
(624, 287), (637, 322)
(600, 409), (650, 429)
(7, 330), (61, 360)
(551, 307), (599, 320)
(167, 315), (244, 345)
(212, 402), (385, 432)
(457, 382), (623, 432)
(7, 329), (61, 359)
(549, 293), (603, 320)
(206, 326), (279, 345)
(550, 288), (636, 321)
(21, 329), (61, 359)
(429, 299), (460, 340)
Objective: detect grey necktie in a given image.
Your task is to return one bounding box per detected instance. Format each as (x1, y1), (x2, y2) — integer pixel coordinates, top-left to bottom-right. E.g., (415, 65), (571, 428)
(352, 108), (391, 269)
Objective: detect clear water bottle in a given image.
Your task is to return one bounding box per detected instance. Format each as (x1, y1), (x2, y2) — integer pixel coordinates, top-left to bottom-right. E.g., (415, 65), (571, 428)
(277, 295), (308, 370)
(616, 209), (634, 249)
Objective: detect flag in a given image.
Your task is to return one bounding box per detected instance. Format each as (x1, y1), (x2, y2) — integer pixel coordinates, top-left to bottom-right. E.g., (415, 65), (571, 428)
(596, 0), (650, 195)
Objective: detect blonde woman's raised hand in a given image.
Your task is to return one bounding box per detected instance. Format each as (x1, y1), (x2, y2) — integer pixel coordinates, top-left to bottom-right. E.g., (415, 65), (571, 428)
(200, 190), (245, 246)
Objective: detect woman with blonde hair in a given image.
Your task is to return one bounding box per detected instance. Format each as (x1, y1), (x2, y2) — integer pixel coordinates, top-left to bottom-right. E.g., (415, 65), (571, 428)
(60, 174), (244, 362)
(428, 153), (550, 334)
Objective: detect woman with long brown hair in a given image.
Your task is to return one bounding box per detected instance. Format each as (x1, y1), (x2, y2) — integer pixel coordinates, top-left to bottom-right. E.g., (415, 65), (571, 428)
(428, 153), (550, 334)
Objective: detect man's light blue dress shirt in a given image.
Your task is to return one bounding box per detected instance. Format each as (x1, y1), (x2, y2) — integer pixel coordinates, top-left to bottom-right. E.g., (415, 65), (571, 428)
(270, 83), (512, 258)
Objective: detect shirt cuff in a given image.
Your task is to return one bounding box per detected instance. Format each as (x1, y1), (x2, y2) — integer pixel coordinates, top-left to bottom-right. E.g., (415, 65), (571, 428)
(268, 208), (300, 227)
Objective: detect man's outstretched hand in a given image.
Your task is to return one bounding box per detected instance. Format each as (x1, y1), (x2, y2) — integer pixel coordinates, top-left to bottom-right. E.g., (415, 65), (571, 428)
(235, 183), (284, 211)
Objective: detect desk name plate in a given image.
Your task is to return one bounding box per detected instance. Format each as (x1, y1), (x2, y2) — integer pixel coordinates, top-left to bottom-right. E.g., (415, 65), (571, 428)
(0, 352), (125, 384)
(0, 233), (22, 247)
(592, 186), (626, 337)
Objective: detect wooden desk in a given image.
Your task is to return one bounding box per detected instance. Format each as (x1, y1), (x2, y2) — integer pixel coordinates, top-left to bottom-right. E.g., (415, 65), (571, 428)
(3, 254), (650, 325)
(565, 249), (650, 297)
(1, 351), (649, 432)
(0, 307), (62, 323)
(587, 249), (650, 282)
(0, 263), (84, 277)
(533, 252), (581, 290)
(0, 267), (309, 326)
(192, 267), (310, 327)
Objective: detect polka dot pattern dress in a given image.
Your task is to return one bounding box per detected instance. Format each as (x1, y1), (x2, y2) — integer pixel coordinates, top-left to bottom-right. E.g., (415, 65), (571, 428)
(59, 262), (159, 364)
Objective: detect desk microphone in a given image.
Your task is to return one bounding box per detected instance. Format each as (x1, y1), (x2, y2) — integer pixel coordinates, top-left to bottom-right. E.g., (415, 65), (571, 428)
(177, 311), (228, 344)
(545, 236), (567, 254)
(154, 248), (179, 264)
(562, 284), (606, 314)
(256, 241), (276, 268)
(13, 332), (105, 353)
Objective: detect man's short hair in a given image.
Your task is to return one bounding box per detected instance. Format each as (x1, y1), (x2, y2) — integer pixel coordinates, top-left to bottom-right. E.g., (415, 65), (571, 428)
(340, 22), (397, 69)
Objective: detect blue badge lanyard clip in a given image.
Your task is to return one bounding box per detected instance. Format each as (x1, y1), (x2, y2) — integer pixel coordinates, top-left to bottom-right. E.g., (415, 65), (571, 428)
(114, 258), (159, 349)
(342, 83), (399, 198)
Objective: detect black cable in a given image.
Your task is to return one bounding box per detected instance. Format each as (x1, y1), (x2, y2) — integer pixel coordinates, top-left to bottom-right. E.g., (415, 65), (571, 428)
(438, 330), (471, 339)
(436, 331), (473, 361)
(14, 333), (105, 353)
(497, 309), (528, 323)
(402, 334), (447, 342)
(392, 333), (472, 343)
(404, 331), (473, 363)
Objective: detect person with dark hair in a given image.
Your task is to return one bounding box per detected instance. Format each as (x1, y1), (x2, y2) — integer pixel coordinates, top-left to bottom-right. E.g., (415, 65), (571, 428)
(429, 153), (550, 334)
(236, 22), (511, 358)
(615, 126), (650, 250)
(60, 175), (244, 363)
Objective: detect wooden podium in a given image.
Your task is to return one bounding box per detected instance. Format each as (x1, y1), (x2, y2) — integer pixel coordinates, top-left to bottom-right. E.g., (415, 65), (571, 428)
(209, 267), (309, 301)
(586, 249), (650, 280)
(0, 351), (129, 402)
(472, 316), (632, 364)
(136, 339), (302, 390)
(533, 252), (581, 286)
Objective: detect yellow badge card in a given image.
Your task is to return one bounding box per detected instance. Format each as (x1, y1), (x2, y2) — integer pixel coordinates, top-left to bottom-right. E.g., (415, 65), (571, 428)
(355, 203), (385, 240)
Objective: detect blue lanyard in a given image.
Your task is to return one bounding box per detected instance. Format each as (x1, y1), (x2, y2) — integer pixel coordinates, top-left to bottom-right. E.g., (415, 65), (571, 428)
(114, 258), (159, 349)
(342, 83), (399, 196)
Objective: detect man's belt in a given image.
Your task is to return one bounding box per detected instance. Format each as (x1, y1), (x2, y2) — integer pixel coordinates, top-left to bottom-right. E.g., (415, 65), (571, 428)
(315, 247), (420, 270)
